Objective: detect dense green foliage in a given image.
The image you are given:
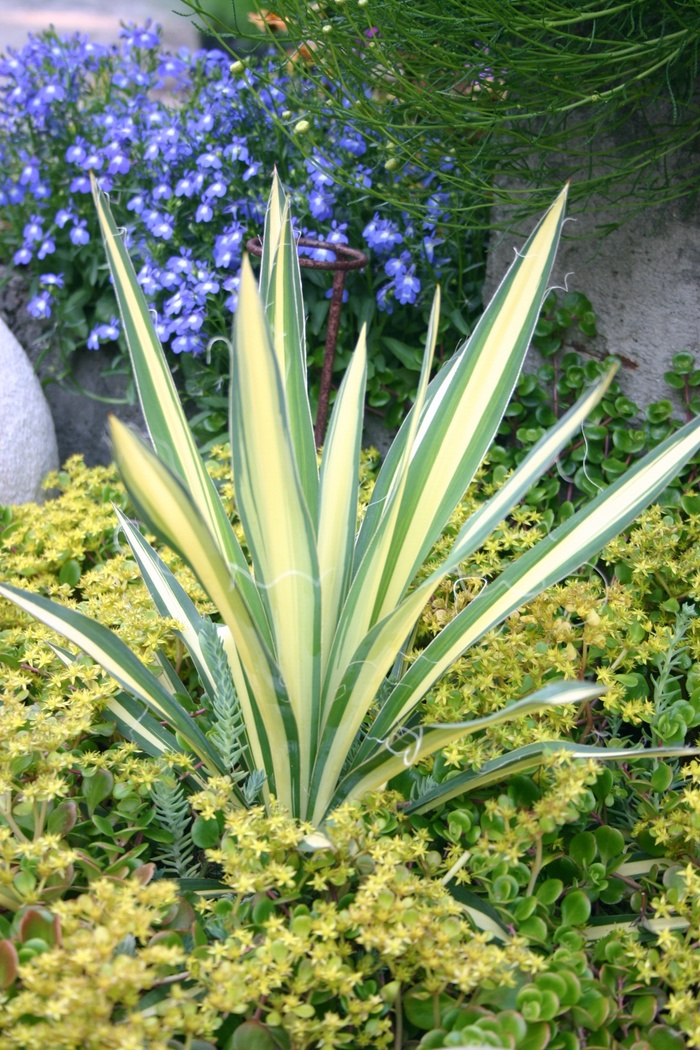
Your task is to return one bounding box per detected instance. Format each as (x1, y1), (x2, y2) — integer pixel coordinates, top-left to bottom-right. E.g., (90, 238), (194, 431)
(191, 0), (700, 225)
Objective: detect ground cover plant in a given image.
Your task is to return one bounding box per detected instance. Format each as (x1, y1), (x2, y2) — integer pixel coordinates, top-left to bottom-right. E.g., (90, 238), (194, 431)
(2, 458), (700, 1046)
(0, 24), (484, 432)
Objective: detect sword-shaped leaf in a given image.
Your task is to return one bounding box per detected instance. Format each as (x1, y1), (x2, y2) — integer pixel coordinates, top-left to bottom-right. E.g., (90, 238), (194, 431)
(325, 681), (603, 817)
(261, 176), (318, 517)
(91, 173), (269, 645)
(0, 582), (224, 775)
(308, 369), (619, 818)
(321, 289), (440, 714)
(356, 186), (569, 619)
(109, 416), (298, 810)
(231, 256), (321, 814)
(115, 509), (220, 703)
(364, 412), (700, 754)
(317, 326), (368, 674)
(406, 741), (700, 815)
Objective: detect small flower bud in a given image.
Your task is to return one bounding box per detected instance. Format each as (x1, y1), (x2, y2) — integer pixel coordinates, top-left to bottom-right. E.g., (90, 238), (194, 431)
(322, 23), (333, 33)
(281, 109), (292, 119)
(384, 157), (400, 171)
(229, 60), (244, 74)
(294, 119), (311, 134)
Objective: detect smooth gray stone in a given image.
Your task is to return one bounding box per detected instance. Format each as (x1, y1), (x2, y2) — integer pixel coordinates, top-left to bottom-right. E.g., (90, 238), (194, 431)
(0, 316), (59, 505)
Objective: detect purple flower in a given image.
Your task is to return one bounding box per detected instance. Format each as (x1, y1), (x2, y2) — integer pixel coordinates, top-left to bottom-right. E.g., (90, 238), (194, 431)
(242, 161), (261, 183)
(107, 150), (131, 176)
(137, 263), (161, 296)
(171, 333), (203, 354)
(13, 246), (32, 265)
(223, 274), (240, 312)
(422, 232), (444, 264)
(70, 175), (91, 194)
(363, 214), (403, 253)
(70, 220), (90, 245)
(394, 271), (421, 305)
(166, 250), (192, 275)
(309, 188), (335, 221)
(384, 251), (411, 278)
(306, 156), (334, 187)
(66, 139), (87, 164)
(148, 214), (174, 240)
(204, 178), (227, 201)
(87, 316), (120, 349)
(194, 271), (220, 296)
(23, 216), (43, 242)
(214, 225), (244, 268)
(27, 290), (52, 319)
(37, 237), (56, 260)
(196, 202), (213, 222)
(197, 150), (221, 170)
(40, 273), (64, 287)
(121, 20), (160, 49)
(174, 172), (195, 198)
(80, 148), (103, 171)
(223, 137), (249, 164)
(19, 158), (39, 186)
(37, 81), (65, 105)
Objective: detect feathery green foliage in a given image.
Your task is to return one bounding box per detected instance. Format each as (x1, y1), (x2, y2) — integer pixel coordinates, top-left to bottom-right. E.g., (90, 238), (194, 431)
(194, 0), (700, 226)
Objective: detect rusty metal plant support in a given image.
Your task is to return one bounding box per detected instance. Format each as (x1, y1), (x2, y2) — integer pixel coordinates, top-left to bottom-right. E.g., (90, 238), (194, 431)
(246, 235), (368, 447)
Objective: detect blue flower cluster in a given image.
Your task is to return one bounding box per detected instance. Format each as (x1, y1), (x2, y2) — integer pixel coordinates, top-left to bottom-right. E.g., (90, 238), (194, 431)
(0, 23), (477, 422)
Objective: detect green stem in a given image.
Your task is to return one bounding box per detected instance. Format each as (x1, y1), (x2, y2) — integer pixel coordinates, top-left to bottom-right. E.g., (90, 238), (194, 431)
(526, 834), (543, 897)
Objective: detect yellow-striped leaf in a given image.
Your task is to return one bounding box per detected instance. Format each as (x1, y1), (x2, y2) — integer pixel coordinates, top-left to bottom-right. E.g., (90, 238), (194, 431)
(110, 416), (297, 809)
(0, 582), (223, 774)
(91, 173), (269, 644)
(231, 256), (321, 814)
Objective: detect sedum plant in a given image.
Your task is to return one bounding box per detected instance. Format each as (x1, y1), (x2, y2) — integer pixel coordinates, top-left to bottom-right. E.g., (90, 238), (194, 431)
(2, 173), (700, 827)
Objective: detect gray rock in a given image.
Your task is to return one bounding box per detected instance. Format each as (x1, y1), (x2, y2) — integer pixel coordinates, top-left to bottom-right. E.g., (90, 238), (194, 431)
(39, 348), (147, 469)
(0, 316), (59, 505)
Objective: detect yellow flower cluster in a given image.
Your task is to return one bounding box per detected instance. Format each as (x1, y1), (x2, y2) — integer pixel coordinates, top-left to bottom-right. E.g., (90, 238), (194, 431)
(0, 875), (219, 1050)
(189, 799), (537, 1048)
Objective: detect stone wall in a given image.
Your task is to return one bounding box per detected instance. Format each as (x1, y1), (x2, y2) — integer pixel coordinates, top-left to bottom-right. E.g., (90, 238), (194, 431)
(484, 190), (700, 412)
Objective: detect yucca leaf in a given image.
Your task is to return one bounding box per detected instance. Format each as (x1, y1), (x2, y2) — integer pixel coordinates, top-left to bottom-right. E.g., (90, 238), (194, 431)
(114, 508), (222, 706)
(109, 416), (298, 809)
(0, 582), (224, 774)
(317, 326), (368, 673)
(321, 289), (440, 713)
(356, 186), (569, 617)
(231, 255), (321, 813)
(366, 412), (700, 751)
(405, 741), (700, 815)
(91, 173), (269, 646)
(309, 370), (619, 817)
(325, 681), (602, 816)
(106, 692), (193, 765)
(261, 180), (318, 517)
(441, 366), (618, 570)
(259, 167), (285, 304)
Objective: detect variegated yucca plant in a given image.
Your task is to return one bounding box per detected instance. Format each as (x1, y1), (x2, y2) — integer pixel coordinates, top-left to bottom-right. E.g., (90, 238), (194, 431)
(3, 173), (700, 826)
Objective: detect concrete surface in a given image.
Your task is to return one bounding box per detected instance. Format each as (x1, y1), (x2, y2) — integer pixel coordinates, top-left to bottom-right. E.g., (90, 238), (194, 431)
(485, 189), (700, 414)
